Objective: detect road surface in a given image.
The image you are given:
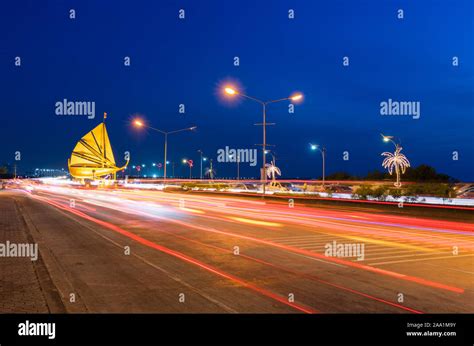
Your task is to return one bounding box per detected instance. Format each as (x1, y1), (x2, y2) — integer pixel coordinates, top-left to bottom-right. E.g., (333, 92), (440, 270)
(1, 185), (473, 313)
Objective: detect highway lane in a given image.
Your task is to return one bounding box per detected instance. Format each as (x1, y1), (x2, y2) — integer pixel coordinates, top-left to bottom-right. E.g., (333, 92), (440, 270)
(1, 185), (473, 313)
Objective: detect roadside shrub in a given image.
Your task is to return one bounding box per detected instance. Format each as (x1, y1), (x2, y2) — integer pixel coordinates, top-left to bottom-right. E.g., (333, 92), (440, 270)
(181, 183), (230, 190)
(371, 186), (387, 200)
(403, 183), (453, 198)
(387, 188), (403, 199)
(353, 185), (373, 200)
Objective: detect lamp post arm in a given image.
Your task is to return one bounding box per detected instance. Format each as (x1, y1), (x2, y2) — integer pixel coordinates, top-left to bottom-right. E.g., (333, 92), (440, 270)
(238, 93), (265, 105)
(167, 126), (197, 135)
(146, 125), (167, 135)
(265, 97), (291, 104)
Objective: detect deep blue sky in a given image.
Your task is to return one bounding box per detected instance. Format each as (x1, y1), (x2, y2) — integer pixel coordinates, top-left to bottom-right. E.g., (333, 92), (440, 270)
(1, 0), (473, 180)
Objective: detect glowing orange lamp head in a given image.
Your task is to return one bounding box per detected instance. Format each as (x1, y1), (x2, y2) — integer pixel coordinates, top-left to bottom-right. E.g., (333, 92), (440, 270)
(290, 93), (303, 101)
(224, 87), (237, 95)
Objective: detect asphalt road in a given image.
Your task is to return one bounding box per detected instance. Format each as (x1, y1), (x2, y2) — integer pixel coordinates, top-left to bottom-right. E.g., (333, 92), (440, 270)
(1, 185), (473, 313)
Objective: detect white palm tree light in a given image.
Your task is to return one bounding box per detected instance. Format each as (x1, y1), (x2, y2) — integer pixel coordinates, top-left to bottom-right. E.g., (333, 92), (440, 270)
(381, 146), (410, 187)
(265, 160), (281, 182)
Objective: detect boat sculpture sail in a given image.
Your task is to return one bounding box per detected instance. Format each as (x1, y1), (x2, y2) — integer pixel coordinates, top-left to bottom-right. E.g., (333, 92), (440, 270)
(68, 114), (128, 182)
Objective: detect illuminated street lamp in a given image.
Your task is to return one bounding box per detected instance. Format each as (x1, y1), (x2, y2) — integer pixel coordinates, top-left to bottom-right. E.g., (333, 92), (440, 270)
(224, 87), (236, 95)
(310, 143), (326, 186)
(381, 134), (399, 149)
(182, 159), (193, 179)
(224, 86), (302, 194)
(133, 119), (197, 181)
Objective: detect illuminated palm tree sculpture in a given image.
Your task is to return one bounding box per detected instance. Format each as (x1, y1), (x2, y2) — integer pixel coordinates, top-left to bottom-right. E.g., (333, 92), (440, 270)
(381, 144), (410, 187)
(265, 160), (281, 182)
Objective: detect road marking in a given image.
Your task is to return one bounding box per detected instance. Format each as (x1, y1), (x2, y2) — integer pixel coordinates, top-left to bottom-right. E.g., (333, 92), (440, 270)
(298, 246), (327, 251)
(269, 214), (474, 247)
(227, 217), (283, 227)
(279, 240), (339, 246)
(312, 233), (436, 253)
(263, 217), (449, 252)
(366, 251), (449, 261)
(291, 252), (347, 268)
(370, 254), (474, 266)
(363, 248), (417, 255)
(267, 235), (335, 242)
(33, 193), (465, 294)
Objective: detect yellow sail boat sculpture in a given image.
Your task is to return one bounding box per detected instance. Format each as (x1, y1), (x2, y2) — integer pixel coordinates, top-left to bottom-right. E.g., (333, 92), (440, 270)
(68, 113), (128, 182)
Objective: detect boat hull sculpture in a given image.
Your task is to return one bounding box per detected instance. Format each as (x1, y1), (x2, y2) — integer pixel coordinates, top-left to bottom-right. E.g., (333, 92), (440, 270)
(68, 113), (128, 183)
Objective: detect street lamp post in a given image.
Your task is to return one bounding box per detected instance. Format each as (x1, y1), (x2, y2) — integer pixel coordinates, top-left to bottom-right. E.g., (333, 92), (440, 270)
(224, 87), (302, 195)
(381, 133), (400, 150)
(197, 150), (204, 179)
(133, 120), (196, 181)
(170, 162), (175, 178)
(182, 159), (192, 179)
(310, 144), (326, 186)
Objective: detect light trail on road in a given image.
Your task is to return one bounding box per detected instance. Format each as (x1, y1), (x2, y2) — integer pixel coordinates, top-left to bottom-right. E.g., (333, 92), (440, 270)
(29, 192), (318, 314)
(13, 184), (474, 313)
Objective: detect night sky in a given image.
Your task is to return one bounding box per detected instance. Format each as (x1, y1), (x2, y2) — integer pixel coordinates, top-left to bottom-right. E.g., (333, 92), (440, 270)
(1, 0), (473, 180)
